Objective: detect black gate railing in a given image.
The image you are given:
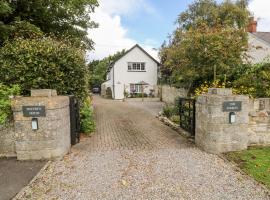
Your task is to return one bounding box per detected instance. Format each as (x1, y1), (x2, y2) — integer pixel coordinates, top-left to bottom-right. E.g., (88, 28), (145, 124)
(69, 96), (80, 145)
(179, 98), (196, 136)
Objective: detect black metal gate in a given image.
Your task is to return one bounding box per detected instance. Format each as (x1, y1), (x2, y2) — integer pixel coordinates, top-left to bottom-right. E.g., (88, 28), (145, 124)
(179, 98), (196, 136)
(69, 96), (80, 145)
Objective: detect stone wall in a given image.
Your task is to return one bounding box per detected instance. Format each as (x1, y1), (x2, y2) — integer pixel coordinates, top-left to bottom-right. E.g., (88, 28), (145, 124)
(248, 98), (270, 146)
(12, 90), (71, 160)
(196, 89), (270, 154)
(161, 85), (187, 105)
(0, 123), (16, 157)
(195, 88), (250, 154)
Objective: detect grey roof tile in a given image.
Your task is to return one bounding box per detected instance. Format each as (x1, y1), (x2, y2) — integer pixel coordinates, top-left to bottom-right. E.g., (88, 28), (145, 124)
(252, 32), (270, 45)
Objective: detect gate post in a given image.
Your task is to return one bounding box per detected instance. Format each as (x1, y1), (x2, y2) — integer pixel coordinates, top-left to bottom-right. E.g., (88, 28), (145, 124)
(12, 89), (71, 160)
(195, 88), (250, 154)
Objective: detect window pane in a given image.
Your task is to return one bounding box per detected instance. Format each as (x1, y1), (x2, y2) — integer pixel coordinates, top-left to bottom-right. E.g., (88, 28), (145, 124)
(132, 63), (136, 70)
(135, 84), (142, 93)
(128, 63), (132, 70)
(130, 84), (135, 92)
(141, 63), (145, 70)
(136, 63), (140, 70)
(135, 85), (138, 93)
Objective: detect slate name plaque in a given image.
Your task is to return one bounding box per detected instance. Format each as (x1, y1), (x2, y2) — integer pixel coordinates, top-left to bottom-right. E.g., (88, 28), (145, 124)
(23, 106), (46, 117)
(223, 101), (242, 112)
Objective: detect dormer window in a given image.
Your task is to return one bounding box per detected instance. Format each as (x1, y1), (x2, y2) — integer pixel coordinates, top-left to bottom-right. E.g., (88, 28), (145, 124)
(128, 62), (146, 71)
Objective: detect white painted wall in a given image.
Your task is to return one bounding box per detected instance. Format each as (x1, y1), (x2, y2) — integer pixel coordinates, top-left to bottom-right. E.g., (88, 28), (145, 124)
(103, 46), (158, 100)
(247, 33), (270, 64)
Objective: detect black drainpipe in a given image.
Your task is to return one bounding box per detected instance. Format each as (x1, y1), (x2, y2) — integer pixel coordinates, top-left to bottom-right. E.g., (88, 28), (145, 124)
(112, 65), (115, 99)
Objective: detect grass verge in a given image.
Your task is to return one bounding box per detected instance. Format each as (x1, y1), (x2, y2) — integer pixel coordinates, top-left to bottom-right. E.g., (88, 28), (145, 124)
(225, 146), (270, 189)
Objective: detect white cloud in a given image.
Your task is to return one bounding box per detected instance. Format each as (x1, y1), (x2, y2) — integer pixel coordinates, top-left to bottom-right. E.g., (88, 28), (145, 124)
(249, 0), (270, 32)
(87, 0), (159, 61)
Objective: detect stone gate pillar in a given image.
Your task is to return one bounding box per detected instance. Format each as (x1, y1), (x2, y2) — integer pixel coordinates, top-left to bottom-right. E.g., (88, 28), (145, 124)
(195, 88), (250, 154)
(12, 89), (71, 160)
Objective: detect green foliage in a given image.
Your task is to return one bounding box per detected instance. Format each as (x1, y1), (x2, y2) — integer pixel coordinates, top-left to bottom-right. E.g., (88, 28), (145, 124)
(130, 93), (148, 98)
(0, 37), (88, 101)
(170, 115), (180, 124)
(88, 50), (126, 88)
(233, 63), (270, 98)
(178, 0), (250, 30)
(0, 0), (99, 49)
(194, 79), (226, 97)
(225, 147), (270, 189)
(0, 84), (20, 125)
(80, 98), (95, 135)
(159, 0), (250, 93)
(193, 62), (270, 98)
(163, 105), (178, 118)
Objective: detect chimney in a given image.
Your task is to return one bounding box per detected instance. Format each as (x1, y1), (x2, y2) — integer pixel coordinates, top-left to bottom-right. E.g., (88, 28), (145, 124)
(247, 17), (257, 33)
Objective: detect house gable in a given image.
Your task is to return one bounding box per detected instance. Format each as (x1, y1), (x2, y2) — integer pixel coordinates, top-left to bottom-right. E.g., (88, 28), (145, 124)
(113, 44), (158, 86)
(248, 33), (270, 63)
(112, 44), (160, 66)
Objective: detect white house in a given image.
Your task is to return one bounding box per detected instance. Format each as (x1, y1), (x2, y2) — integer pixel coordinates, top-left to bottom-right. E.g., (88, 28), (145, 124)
(247, 18), (270, 64)
(102, 44), (160, 100)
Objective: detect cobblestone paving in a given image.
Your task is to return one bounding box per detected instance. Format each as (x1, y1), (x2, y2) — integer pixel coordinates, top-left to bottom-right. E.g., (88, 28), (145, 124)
(17, 97), (270, 200)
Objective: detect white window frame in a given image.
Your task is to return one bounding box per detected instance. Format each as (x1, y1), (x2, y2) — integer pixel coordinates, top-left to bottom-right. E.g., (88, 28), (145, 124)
(127, 62), (146, 71)
(130, 84), (142, 93)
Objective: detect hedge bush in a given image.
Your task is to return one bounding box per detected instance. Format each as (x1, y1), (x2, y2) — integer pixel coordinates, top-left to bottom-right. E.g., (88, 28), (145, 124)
(163, 105), (178, 118)
(0, 84), (20, 125)
(0, 37), (88, 100)
(233, 63), (270, 98)
(80, 98), (95, 135)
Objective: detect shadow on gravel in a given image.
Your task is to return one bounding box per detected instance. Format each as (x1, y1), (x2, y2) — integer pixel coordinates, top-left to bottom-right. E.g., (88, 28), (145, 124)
(0, 158), (46, 200)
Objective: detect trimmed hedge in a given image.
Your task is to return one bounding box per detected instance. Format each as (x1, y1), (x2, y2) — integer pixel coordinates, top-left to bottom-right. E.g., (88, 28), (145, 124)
(0, 37), (88, 100)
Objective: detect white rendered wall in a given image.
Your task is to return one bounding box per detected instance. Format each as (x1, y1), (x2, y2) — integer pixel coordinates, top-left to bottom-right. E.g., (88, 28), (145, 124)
(113, 46), (158, 99)
(247, 33), (270, 64)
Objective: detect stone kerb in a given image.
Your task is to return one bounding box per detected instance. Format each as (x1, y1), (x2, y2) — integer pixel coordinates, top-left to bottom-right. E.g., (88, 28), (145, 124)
(11, 89), (71, 160)
(195, 88), (250, 154)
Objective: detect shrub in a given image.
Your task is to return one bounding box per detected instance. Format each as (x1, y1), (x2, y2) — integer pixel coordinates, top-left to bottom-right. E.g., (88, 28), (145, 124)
(80, 98), (95, 135)
(170, 115), (180, 124)
(0, 84), (20, 125)
(0, 37), (88, 101)
(130, 93), (148, 98)
(233, 63), (270, 98)
(194, 80), (227, 97)
(163, 105), (178, 118)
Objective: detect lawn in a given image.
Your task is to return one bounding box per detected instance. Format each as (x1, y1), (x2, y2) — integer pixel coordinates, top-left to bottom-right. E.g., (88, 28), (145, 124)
(225, 147), (270, 189)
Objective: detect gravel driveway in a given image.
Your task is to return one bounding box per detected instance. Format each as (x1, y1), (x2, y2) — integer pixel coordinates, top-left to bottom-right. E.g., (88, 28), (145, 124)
(16, 96), (270, 200)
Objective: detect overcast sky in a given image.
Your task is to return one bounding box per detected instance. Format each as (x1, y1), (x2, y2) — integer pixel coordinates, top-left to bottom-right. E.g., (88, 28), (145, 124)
(87, 0), (270, 61)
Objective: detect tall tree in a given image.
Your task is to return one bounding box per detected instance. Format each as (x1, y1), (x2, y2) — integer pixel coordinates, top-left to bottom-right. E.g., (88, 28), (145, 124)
(88, 50), (126, 88)
(159, 0), (250, 92)
(0, 0), (99, 49)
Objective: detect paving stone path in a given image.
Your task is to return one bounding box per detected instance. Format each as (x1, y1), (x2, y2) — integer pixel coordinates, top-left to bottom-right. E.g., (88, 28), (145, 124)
(17, 96), (270, 200)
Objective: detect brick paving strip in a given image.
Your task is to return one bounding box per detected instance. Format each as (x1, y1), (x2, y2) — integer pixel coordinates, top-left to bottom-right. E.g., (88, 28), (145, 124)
(15, 96), (270, 200)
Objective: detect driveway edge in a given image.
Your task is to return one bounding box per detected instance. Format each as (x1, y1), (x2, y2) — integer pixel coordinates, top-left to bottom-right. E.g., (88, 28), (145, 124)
(12, 161), (51, 200)
(218, 154), (270, 196)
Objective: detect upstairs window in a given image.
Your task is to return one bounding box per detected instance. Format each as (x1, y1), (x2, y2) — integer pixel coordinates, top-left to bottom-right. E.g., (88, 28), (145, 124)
(128, 62), (146, 71)
(128, 63), (132, 71)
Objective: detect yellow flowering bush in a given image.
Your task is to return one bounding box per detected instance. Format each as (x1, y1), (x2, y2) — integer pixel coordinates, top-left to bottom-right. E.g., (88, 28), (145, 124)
(194, 80), (226, 97)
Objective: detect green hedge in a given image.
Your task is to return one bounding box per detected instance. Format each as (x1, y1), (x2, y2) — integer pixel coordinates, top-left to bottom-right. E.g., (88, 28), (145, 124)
(80, 98), (95, 135)
(0, 84), (20, 125)
(0, 37), (88, 101)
